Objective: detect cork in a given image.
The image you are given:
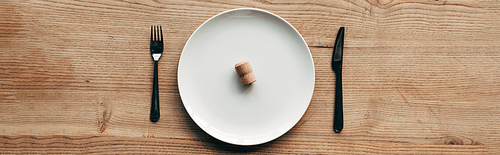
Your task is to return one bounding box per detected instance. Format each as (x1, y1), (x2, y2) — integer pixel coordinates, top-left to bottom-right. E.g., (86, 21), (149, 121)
(235, 60), (256, 86)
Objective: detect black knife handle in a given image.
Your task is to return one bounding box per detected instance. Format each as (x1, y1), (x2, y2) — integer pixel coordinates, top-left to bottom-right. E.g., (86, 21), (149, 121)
(334, 63), (343, 133)
(150, 61), (160, 122)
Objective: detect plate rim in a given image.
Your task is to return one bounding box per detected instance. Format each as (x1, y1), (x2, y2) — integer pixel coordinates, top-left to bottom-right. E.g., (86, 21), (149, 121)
(177, 8), (315, 146)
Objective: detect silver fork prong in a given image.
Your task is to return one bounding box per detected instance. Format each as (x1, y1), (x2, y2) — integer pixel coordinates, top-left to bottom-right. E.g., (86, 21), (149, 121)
(160, 26), (163, 42)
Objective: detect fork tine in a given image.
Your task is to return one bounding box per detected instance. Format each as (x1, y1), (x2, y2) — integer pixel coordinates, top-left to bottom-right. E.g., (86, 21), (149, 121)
(160, 26), (163, 42)
(151, 25), (153, 41)
(155, 25), (158, 41)
(156, 25), (159, 41)
(157, 25), (160, 41)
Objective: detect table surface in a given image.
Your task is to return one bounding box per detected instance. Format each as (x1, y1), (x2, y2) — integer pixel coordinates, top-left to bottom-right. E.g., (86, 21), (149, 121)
(1, 0), (499, 154)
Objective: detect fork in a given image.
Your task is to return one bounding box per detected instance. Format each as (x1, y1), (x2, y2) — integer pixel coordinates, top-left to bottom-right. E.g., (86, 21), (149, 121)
(150, 25), (163, 122)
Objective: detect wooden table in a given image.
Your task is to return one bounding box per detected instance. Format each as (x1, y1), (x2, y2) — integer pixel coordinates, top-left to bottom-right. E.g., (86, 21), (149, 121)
(1, 0), (499, 154)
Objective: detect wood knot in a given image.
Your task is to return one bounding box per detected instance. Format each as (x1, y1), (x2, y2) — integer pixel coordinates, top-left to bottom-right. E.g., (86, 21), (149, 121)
(97, 102), (112, 133)
(444, 136), (463, 145)
(377, 0), (393, 5)
(441, 136), (482, 145)
(98, 109), (111, 133)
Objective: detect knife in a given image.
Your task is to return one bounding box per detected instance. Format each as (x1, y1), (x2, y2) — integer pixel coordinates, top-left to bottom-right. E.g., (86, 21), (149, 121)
(332, 27), (344, 133)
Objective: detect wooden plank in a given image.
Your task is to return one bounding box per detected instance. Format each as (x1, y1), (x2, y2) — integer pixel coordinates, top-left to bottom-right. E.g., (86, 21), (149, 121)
(0, 135), (488, 154)
(1, 0), (499, 154)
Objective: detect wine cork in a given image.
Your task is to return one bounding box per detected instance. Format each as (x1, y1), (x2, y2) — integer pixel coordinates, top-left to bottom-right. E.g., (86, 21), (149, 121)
(235, 60), (256, 86)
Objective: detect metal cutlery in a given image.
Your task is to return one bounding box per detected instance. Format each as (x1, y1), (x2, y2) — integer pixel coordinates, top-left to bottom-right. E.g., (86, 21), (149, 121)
(150, 25), (163, 122)
(332, 27), (344, 133)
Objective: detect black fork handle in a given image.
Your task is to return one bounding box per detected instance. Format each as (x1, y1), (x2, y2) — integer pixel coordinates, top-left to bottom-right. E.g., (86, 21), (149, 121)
(150, 61), (160, 122)
(334, 63), (343, 133)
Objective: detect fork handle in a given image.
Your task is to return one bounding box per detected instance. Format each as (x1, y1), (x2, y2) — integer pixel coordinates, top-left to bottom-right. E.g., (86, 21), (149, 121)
(150, 61), (160, 122)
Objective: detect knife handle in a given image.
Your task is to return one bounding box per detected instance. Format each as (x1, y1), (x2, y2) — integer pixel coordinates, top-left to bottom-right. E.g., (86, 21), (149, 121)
(334, 63), (343, 133)
(150, 61), (160, 122)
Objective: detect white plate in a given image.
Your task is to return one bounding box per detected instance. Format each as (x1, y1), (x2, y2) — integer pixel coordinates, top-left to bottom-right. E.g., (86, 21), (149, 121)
(178, 8), (315, 145)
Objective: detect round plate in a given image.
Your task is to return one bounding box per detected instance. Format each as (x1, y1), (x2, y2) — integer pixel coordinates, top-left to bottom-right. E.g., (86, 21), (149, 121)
(178, 8), (315, 145)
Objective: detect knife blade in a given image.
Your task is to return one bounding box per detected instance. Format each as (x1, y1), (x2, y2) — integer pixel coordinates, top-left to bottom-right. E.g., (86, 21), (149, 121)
(332, 27), (344, 133)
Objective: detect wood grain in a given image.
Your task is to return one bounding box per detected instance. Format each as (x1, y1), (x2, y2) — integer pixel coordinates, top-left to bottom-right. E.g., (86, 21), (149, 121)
(1, 0), (499, 154)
